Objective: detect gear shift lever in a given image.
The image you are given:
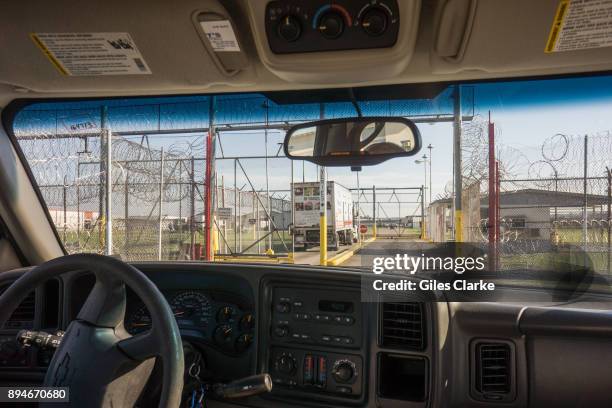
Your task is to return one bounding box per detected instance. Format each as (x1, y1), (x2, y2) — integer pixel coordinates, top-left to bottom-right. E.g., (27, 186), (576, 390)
(213, 374), (273, 399)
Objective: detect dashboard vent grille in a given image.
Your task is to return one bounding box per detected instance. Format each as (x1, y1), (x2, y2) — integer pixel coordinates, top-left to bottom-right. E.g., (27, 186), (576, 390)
(0, 287), (35, 330)
(380, 302), (425, 350)
(475, 343), (511, 397)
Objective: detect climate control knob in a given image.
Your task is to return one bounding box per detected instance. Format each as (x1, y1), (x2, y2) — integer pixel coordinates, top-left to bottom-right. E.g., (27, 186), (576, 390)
(361, 7), (388, 37)
(277, 15), (302, 42)
(317, 11), (345, 39)
(275, 354), (296, 375)
(332, 360), (356, 383)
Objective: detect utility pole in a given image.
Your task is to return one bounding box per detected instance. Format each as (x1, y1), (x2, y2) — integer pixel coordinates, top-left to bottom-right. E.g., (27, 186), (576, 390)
(453, 85), (463, 242)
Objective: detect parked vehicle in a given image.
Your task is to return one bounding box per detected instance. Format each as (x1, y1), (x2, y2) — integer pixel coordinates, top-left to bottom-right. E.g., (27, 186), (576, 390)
(292, 181), (354, 251)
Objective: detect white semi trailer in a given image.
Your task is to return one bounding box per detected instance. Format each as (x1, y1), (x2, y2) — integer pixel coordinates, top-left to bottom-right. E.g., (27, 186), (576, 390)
(292, 181), (355, 251)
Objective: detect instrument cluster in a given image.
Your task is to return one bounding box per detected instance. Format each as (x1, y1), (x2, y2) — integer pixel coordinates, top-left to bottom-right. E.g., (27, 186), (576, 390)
(125, 290), (255, 354)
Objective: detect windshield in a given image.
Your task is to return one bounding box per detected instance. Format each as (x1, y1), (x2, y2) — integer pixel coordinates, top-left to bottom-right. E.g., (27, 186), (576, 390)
(8, 75), (612, 287)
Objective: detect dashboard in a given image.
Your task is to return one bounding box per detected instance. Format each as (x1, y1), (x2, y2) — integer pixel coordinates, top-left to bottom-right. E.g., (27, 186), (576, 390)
(2, 263), (612, 407)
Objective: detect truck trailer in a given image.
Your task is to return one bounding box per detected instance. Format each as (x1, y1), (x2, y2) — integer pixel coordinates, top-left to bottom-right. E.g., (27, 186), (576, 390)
(291, 181), (355, 251)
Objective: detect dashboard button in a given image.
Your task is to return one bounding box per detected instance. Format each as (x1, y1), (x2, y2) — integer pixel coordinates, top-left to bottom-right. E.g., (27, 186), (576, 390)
(342, 316), (354, 325)
(341, 337), (353, 345)
(304, 355), (314, 384)
(321, 335), (332, 342)
(333, 316), (343, 324)
(274, 326), (289, 337)
(293, 300), (303, 308)
(336, 386), (352, 394)
(276, 302), (291, 313)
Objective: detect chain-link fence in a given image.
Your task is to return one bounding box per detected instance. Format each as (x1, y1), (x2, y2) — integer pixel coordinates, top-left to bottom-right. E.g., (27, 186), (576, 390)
(352, 187), (424, 239)
(455, 130), (612, 274)
(34, 134), (211, 261)
(13, 90), (476, 262)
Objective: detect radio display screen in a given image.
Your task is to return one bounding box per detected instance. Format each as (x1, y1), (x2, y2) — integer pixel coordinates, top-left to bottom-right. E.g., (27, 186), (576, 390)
(319, 300), (354, 314)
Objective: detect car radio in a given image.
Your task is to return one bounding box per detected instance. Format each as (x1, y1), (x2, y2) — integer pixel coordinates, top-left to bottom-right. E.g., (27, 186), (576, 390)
(271, 287), (362, 349)
(267, 285), (365, 402)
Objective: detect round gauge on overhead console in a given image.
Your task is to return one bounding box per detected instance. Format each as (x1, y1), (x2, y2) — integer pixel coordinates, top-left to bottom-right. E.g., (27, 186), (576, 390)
(361, 7), (389, 37)
(317, 11), (345, 39)
(277, 15), (302, 42)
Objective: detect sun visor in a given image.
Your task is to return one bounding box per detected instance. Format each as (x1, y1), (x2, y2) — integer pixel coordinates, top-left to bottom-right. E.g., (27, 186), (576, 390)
(434, 0), (478, 61)
(193, 6), (250, 76)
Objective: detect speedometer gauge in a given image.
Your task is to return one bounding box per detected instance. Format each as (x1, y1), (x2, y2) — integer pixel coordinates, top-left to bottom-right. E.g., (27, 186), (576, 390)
(169, 291), (213, 328)
(126, 306), (152, 334)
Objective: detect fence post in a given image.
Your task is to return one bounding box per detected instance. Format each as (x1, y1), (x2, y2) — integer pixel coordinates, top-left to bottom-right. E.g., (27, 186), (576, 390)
(238, 190), (242, 253)
(234, 158), (238, 253)
(453, 85), (463, 242)
(583, 135), (588, 250)
(63, 175), (67, 244)
(190, 158), (195, 260)
(104, 128), (113, 256)
(607, 167), (611, 274)
(372, 185), (377, 238)
(320, 166), (327, 266)
(157, 147), (165, 261)
(420, 186), (425, 240)
(124, 167), (129, 257)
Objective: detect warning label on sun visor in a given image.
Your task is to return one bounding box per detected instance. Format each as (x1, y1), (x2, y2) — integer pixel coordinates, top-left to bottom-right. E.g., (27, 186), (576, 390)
(546, 0), (612, 53)
(31, 33), (152, 76)
(199, 20), (241, 52)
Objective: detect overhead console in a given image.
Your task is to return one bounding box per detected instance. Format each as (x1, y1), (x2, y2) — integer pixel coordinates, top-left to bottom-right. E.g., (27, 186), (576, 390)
(246, 0), (421, 83)
(265, 0), (400, 54)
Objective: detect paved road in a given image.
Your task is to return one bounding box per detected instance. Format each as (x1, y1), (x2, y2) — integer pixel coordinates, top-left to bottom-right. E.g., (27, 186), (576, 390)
(292, 245), (350, 266)
(340, 238), (429, 267)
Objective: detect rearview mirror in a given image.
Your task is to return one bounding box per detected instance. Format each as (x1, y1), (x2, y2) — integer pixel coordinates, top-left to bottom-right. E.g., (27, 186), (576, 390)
(283, 117), (421, 167)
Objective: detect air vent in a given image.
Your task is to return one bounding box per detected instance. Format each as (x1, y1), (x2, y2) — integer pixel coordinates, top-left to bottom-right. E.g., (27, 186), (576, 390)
(0, 287), (35, 330)
(379, 302), (425, 350)
(474, 342), (514, 402)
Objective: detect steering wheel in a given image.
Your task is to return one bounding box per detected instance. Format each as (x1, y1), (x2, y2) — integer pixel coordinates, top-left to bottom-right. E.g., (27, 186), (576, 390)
(0, 254), (184, 407)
